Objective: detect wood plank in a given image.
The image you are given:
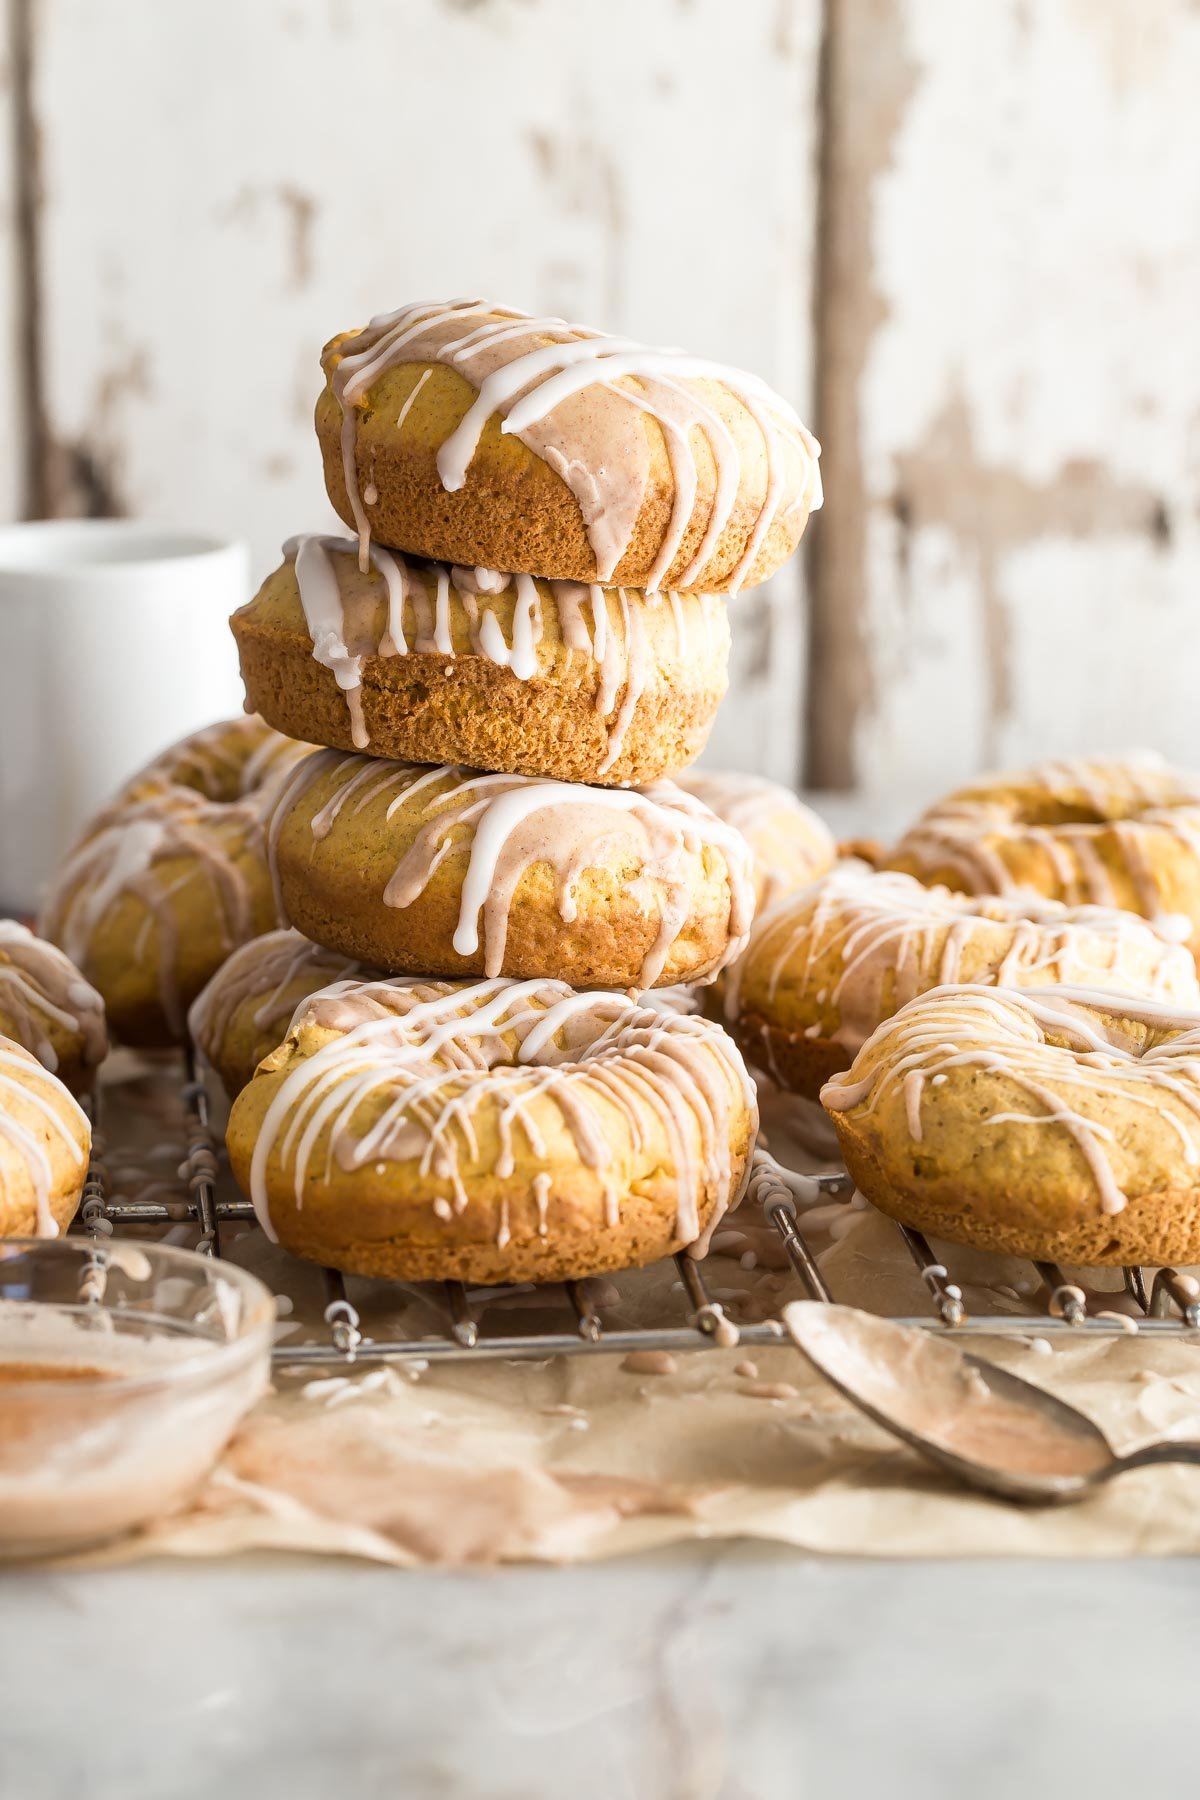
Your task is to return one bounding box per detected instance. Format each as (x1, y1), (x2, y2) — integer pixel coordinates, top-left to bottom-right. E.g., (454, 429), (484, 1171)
(32, 0), (822, 780)
(0, 0), (30, 520)
(808, 0), (1200, 810)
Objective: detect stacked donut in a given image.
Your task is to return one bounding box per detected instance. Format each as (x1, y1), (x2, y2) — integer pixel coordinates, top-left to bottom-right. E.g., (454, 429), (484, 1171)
(220, 299), (827, 1282)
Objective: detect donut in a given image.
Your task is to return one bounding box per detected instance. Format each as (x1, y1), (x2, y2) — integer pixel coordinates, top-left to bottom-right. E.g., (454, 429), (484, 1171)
(886, 752), (1200, 957)
(231, 534), (729, 785)
(188, 927), (372, 1098)
(267, 750), (755, 991)
(39, 718), (308, 1046)
(315, 300), (822, 593)
(726, 866), (1200, 1100)
(822, 984), (1200, 1266)
(0, 922), (107, 1091)
(675, 771), (836, 911)
(0, 1037), (90, 1237)
(226, 976), (757, 1282)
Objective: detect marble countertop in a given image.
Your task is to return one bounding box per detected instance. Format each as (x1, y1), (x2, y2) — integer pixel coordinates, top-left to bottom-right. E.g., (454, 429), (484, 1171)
(3, 1547), (1196, 1799)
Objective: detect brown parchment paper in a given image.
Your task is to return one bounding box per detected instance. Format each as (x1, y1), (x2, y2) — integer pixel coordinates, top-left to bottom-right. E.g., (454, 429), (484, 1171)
(70, 1057), (1200, 1566)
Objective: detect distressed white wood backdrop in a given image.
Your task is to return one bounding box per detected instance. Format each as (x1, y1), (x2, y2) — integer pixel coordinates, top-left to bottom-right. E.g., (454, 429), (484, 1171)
(7, 0), (1200, 808)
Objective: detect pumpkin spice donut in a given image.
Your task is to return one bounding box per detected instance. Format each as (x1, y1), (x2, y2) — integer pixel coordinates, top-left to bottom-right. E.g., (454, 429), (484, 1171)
(822, 983), (1200, 1267)
(0, 1036), (91, 1238)
(675, 771), (836, 912)
(726, 866), (1200, 1100)
(315, 299), (823, 592)
(188, 927), (373, 1098)
(0, 922), (107, 1091)
(886, 752), (1200, 958)
(232, 534), (730, 784)
(267, 750), (755, 991)
(226, 976), (757, 1283)
(40, 718), (308, 1046)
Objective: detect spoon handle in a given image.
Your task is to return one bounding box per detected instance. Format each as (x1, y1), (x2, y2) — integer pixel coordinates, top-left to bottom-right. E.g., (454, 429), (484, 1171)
(1115, 1439), (1200, 1473)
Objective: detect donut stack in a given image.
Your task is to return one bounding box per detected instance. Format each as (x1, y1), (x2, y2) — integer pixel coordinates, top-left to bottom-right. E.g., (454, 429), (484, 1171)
(222, 299), (825, 1282)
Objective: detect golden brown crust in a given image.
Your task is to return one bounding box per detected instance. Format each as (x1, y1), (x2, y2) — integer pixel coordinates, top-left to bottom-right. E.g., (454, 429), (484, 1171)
(232, 554), (729, 786)
(315, 356), (816, 593)
(835, 1114), (1200, 1268)
(0, 1037), (90, 1238)
(269, 753), (753, 990)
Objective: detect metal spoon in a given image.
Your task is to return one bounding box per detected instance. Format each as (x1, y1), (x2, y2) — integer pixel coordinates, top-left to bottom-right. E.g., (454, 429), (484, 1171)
(783, 1300), (1200, 1504)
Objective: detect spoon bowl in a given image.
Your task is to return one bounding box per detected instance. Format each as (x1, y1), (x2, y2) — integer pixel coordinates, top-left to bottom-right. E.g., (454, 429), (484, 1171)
(783, 1301), (1200, 1504)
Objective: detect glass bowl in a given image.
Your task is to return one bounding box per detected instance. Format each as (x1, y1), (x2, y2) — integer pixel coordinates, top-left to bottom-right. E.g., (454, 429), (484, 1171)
(0, 1238), (274, 1559)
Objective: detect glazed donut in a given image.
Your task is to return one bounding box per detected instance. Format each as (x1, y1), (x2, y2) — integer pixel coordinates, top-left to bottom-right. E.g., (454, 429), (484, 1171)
(675, 771), (836, 912)
(726, 866), (1200, 1100)
(0, 922), (107, 1091)
(0, 1037), (90, 1237)
(822, 984), (1200, 1266)
(226, 976), (757, 1283)
(188, 927), (373, 1098)
(267, 750), (755, 991)
(316, 300), (822, 593)
(886, 752), (1200, 957)
(232, 534), (729, 785)
(40, 718), (308, 1045)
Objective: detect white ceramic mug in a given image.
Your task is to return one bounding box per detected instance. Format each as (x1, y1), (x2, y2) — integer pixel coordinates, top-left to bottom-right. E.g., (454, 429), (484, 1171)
(0, 520), (249, 913)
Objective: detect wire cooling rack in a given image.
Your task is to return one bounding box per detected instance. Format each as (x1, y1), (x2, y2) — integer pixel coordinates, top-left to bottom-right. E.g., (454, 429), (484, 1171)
(74, 1048), (1200, 1366)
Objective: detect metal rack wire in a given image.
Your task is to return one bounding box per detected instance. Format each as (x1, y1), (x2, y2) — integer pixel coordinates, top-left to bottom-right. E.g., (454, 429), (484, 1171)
(76, 1049), (1200, 1367)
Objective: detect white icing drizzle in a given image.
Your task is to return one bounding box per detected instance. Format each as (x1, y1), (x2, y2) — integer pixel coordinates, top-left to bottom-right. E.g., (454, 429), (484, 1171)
(325, 299), (822, 589)
(280, 534), (715, 771)
(822, 982), (1200, 1219)
(268, 753), (756, 990)
(0, 922), (107, 1076)
(242, 976), (757, 1252)
(677, 771), (836, 912)
(727, 866), (1200, 1053)
(39, 719), (306, 1037)
(888, 752), (1200, 935)
(0, 1040), (89, 1236)
(187, 926), (368, 1068)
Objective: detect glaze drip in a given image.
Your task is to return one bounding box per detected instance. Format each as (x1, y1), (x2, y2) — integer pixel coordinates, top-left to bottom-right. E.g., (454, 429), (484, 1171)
(324, 299), (822, 588)
(245, 976), (757, 1252)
